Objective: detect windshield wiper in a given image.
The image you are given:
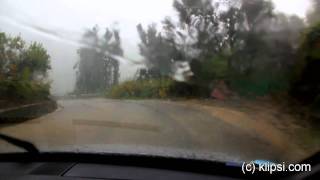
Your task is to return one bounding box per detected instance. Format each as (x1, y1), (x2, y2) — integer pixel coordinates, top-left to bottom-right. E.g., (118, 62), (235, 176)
(0, 133), (39, 154)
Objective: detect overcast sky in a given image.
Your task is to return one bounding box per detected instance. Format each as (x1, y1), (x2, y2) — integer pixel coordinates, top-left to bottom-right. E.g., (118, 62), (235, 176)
(0, 0), (312, 95)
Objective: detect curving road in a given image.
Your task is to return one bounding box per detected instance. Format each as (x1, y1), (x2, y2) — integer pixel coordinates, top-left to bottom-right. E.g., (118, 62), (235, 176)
(0, 98), (295, 162)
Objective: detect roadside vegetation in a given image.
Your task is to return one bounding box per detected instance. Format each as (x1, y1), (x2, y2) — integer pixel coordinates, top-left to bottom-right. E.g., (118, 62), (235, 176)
(0, 32), (52, 108)
(128, 0), (304, 99)
(74, 0), (320, 121)
(291, 22), (320, 115)
(107, 78), (174, 99)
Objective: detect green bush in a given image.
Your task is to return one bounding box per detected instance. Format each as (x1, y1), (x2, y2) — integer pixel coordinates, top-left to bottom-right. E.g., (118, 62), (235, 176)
(0, 80), (50, 101)
(107, 78), (212, 99)
(191, 55), (229, 85)
(230, 69), (290, 97)
(0, 32), (52, 103)
(107, 79), (174, 99)
(169, 82), (211, 98)
(290, 23), (320, 105)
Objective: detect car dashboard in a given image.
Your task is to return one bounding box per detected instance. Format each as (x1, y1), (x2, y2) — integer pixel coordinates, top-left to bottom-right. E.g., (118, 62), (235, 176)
(0, 152), (318, 180)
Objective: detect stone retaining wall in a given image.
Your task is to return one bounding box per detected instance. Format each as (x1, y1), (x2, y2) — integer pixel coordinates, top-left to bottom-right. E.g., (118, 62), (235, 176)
(0, 100), (57, 124)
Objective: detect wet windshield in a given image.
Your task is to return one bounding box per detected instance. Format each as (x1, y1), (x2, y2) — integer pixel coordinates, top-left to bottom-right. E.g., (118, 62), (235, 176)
(0, 0), (319, 163)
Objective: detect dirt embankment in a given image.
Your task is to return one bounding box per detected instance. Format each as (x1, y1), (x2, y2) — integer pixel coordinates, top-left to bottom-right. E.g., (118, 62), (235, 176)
(175, 98), (320, 161)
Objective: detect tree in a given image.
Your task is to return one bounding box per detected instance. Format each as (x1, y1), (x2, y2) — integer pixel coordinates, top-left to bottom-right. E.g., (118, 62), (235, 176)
(307, 0), (320, 25)
(221, 0), (305, 72)
(171, 0), (223, 59)
(218, 0), (307, 96)
(19, 42), (51, 81)
(137, 23), (182, 77)
(157, 0), (226, 86)
(220, 6), (244, 54)
(135, 0), (306, 97)
(75, 25), (124, 94)
(0, 32), (50, 81)
(0, 32), (51, 101)
(291, 22), (320, 105)
(0, 33), (25, 80)
(220, 0), (273, 50)
(221, 0), (274, 69)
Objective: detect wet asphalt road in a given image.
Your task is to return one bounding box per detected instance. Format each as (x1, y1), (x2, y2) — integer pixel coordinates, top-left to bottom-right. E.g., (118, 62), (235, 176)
(0, 98), (285, 162)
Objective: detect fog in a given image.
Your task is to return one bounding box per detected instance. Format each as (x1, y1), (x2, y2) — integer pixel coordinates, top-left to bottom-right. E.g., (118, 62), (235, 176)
(0, 0), (311, 95)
